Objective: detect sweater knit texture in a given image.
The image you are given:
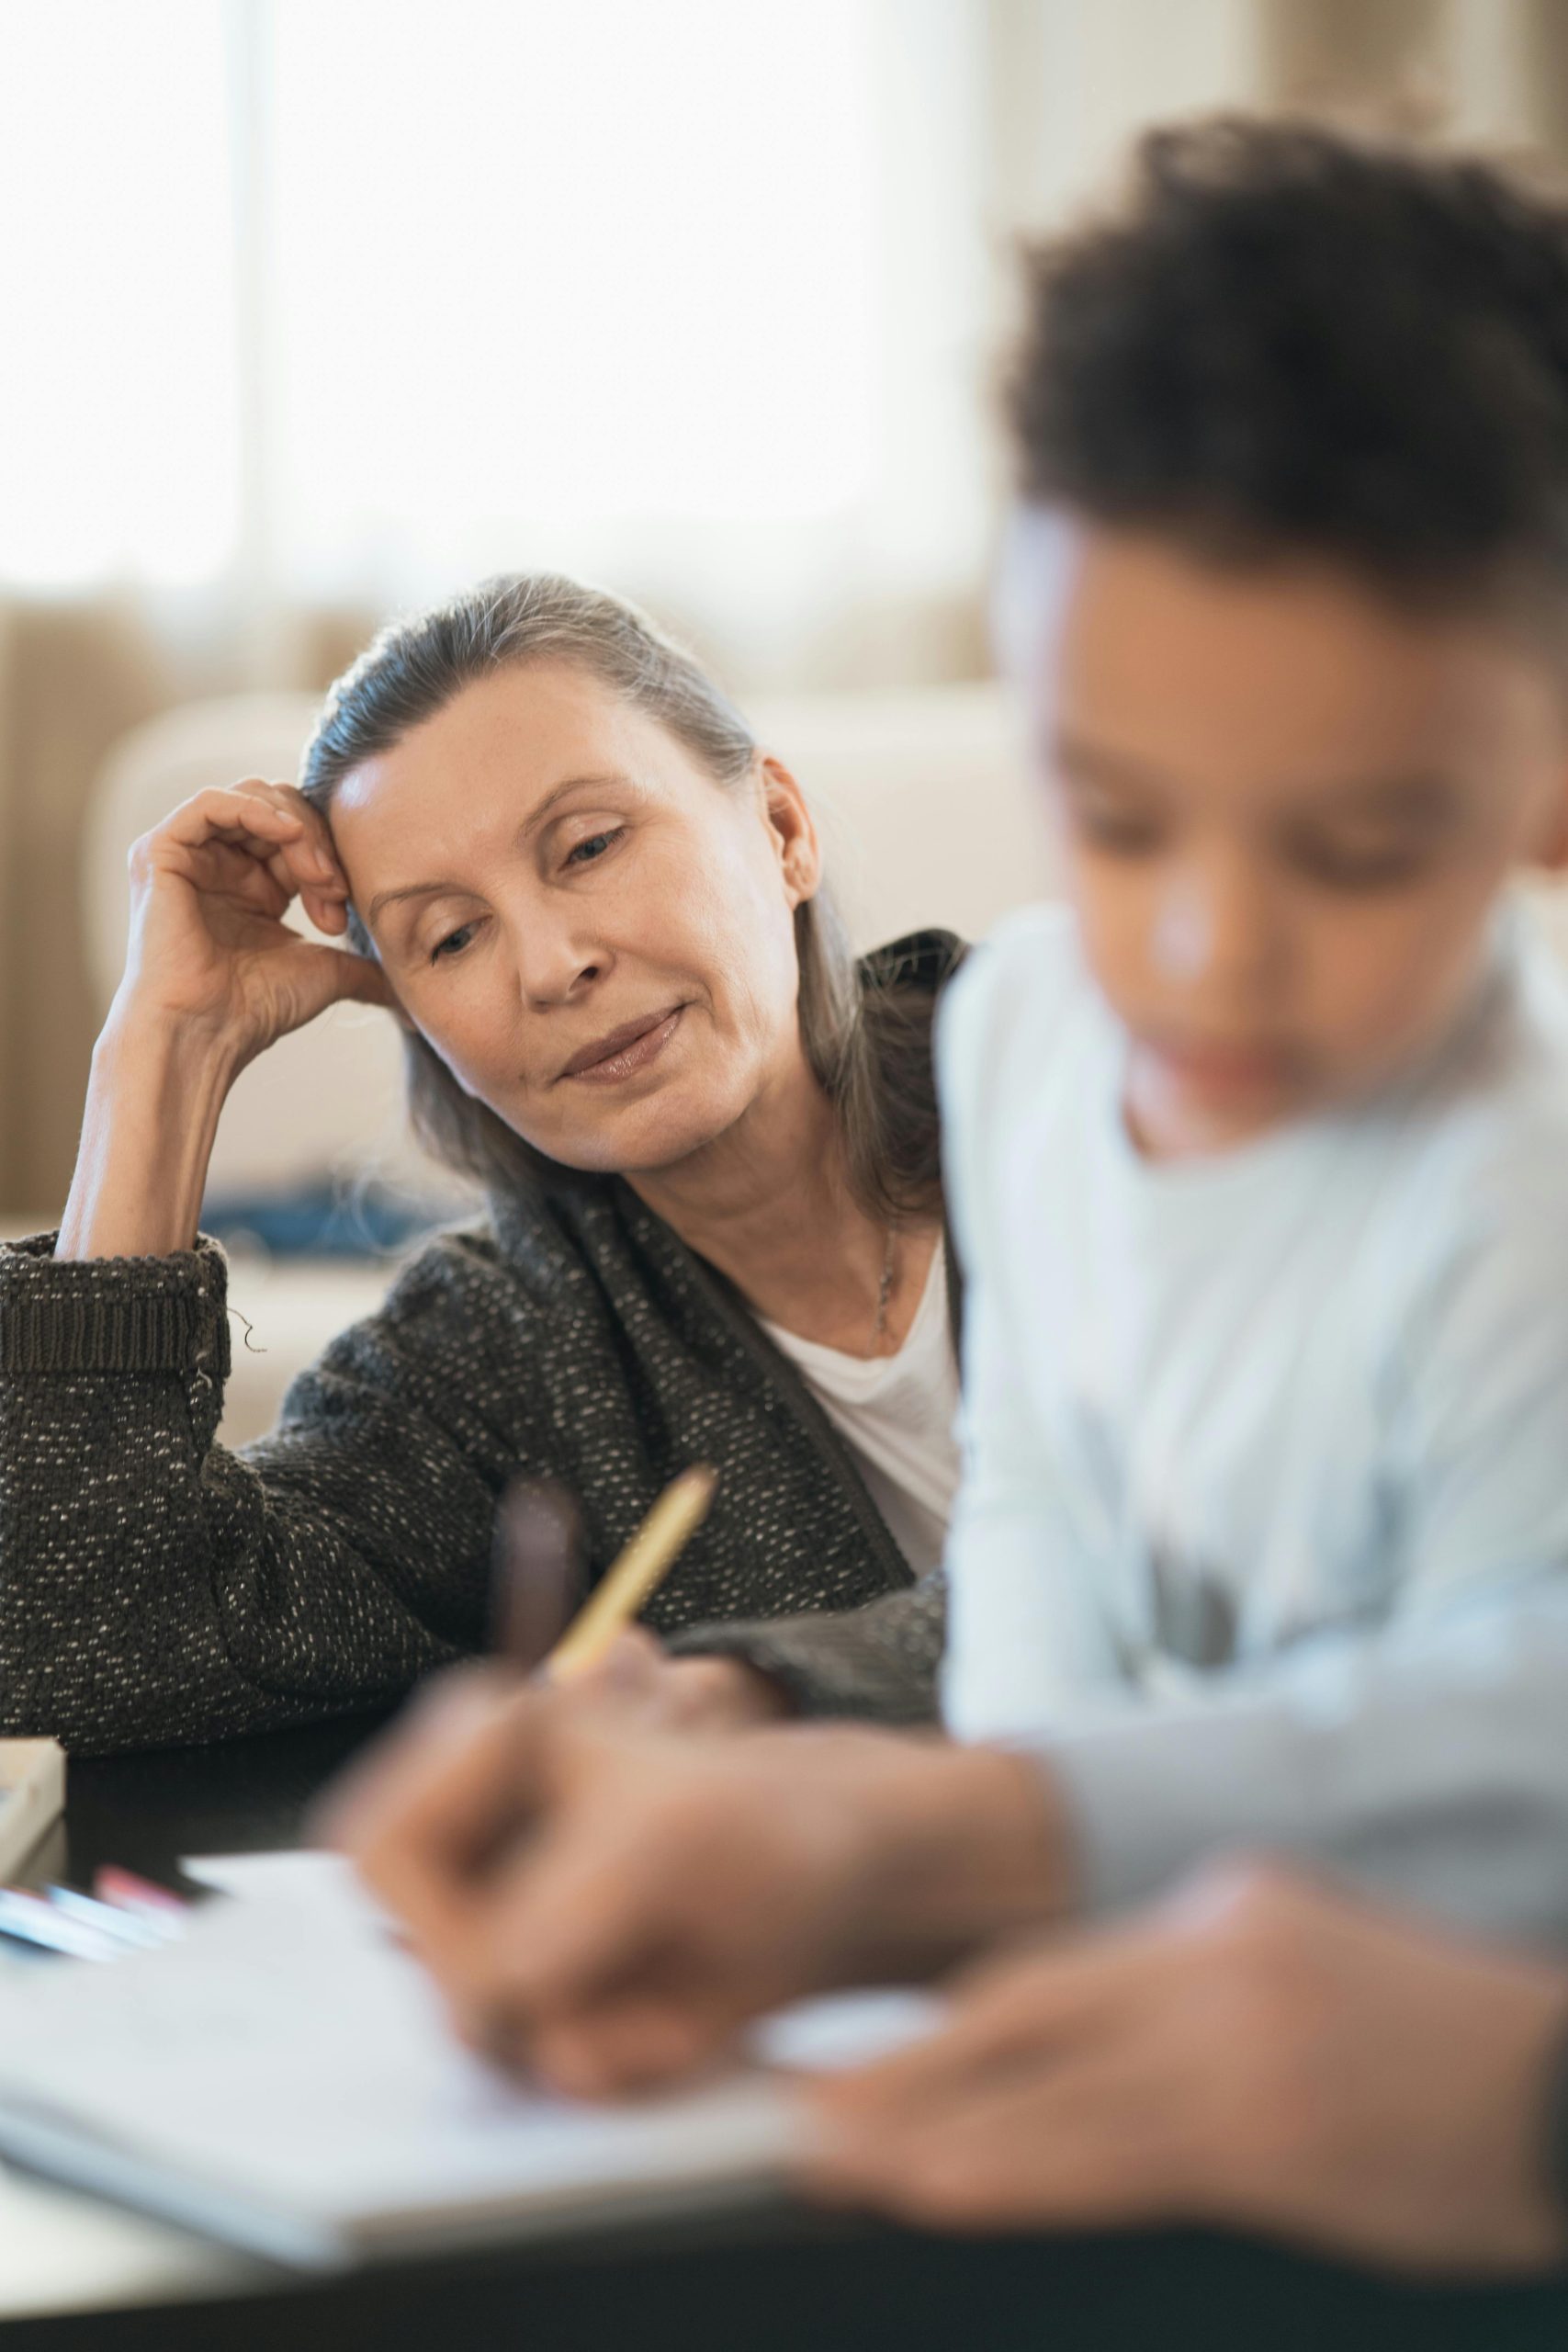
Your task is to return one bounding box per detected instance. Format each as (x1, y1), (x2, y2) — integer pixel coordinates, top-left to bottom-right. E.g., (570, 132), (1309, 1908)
(0, 938), (955, 1753)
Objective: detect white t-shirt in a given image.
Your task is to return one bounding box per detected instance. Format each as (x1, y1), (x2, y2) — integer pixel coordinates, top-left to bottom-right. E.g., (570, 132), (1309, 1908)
(938, 902), (1568, 1747)
(761, 1238), (960, 1576)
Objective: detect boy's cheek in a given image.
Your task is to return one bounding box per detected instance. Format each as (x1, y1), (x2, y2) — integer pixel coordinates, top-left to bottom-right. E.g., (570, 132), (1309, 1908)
(1290, 899), (1496, 1100)
(1059, 857), (1157, 1018)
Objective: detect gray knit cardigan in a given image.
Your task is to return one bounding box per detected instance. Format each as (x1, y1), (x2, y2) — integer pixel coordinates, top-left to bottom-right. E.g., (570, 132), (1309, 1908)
(0, 938), (957, 1754)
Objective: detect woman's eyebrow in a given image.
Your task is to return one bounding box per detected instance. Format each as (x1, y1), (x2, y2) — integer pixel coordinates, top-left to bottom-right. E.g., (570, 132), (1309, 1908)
(366, 876), (466, 930)
(519, 770), (630, 837)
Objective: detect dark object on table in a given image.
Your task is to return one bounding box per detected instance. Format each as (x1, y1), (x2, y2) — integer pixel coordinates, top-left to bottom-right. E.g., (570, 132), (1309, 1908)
(199, 1180), (452, 1261)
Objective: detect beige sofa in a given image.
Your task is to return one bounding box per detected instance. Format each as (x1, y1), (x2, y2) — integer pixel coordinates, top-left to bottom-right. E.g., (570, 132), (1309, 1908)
(48, 684), (1568, 1445)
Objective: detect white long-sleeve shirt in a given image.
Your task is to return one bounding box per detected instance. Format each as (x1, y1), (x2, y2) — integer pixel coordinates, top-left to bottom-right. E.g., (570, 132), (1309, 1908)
(938, 902), (1568, 1943)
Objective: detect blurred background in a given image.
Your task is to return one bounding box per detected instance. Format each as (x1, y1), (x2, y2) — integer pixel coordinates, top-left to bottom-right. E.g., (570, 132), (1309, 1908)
(3, 0), (1566, 1426)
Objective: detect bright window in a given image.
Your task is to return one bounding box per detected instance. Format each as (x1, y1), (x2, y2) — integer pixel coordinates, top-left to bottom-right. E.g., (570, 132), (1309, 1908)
(0, 0), (989, 664)
(0, 1), (240, 586)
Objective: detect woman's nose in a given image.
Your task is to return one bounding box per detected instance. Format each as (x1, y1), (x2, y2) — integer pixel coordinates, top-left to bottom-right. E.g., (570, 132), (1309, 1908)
(1151, 848), (1279, 1002)
(510, 911), (607, 1008)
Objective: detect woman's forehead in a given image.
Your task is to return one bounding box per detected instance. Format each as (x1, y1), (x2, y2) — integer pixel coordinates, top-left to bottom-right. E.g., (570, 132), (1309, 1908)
(327, 664), (728, 904)
(335, 663), (637, 806)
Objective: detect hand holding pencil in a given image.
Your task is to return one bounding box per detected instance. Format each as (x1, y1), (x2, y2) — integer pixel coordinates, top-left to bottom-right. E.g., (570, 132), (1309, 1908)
(331, 1451), (1060, 2098)
(321, 1463), (782, 1996)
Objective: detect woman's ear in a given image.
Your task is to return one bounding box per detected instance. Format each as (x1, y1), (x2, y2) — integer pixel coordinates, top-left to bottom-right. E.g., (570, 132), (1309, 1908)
(758, 754), (821, 909)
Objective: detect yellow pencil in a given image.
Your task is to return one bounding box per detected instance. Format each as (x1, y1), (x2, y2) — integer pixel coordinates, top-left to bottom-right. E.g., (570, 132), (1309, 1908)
(546, 1464), (717, 1681)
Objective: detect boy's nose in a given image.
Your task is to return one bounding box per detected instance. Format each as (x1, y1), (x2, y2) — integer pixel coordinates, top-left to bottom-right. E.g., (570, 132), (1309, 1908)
(1151, 850), (1278, 999)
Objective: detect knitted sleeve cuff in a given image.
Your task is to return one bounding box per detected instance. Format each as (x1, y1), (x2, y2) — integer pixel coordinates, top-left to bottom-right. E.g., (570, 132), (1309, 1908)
(669, 1573), (946, 1727)
(0, 1231), (231, 1379)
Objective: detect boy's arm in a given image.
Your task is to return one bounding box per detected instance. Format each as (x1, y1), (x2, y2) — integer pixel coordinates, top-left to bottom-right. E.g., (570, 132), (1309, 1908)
(1036, 1582), (1568, 1943)
(1026, 1160), (1568, 1946)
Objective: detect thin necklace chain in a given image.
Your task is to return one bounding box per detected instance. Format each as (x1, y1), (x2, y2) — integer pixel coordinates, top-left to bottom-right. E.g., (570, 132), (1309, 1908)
(871, 1227), (897, 1345)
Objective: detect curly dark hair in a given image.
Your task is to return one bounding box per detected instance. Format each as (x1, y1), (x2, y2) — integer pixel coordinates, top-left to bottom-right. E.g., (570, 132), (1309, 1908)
(1008, 117), (1568, 608)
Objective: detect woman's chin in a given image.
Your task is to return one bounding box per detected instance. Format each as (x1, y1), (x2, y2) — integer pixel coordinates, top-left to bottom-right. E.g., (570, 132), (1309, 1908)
(533, 1087), (743, 1181)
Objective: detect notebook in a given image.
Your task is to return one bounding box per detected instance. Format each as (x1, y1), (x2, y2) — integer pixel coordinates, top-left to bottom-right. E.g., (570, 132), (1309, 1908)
(0, 1854), (932, 2269)
(0, 1741), (64, 1882)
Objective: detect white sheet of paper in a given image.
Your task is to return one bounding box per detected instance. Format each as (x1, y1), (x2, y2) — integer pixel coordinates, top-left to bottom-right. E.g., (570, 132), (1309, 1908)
(0, 1852), (938, 2267)
(179, 1849), (355, 1901)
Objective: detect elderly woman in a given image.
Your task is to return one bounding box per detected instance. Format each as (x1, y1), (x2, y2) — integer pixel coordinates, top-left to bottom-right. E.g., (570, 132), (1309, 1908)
(0, 576), (959, 1752)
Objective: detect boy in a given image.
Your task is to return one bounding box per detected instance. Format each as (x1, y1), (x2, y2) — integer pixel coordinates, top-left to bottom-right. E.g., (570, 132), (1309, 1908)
(942, 117), (1568, 1786)
(338, 119), (1568, 2084)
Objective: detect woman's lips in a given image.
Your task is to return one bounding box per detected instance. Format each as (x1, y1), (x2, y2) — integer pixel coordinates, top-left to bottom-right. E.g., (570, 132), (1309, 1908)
(559, 1005), (686, 1084)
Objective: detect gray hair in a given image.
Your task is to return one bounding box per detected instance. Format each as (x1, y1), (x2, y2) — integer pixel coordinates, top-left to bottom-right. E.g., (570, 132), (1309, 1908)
(300, 572), (939, 1221)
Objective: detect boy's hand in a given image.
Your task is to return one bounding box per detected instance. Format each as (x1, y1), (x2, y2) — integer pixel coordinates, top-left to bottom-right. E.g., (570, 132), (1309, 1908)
(577, 1633), (792, 1733)
(804, 1861), (1568, 2277)
(325, 1668), (1069, 2094)
(318, 1634), (778, 1944)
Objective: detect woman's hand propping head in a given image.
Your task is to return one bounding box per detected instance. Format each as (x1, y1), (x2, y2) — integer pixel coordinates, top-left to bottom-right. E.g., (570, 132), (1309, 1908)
(117, 774), (398, 1071)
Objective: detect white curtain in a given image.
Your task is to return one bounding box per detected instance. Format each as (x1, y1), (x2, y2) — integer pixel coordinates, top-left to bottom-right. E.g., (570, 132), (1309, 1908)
(0, 0), (994, 683)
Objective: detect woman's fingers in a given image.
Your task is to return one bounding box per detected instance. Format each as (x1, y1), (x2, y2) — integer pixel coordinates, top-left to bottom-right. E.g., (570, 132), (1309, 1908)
(283, 936), (397, 1015)
(232, 783), (350, 933)
(158, 780), (350, 929)
(252, 780), (351, 931)
(324, 944), (399, 1009)
(161, 779), (307, 854)
(115, 769), (383, 1053)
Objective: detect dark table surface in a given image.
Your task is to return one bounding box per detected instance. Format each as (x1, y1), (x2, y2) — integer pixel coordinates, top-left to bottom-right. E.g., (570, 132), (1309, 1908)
(10, 1713), (1568, 2351)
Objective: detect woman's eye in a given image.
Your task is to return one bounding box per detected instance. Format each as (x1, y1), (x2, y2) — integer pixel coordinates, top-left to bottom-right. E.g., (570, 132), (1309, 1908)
(430, 922), (477, 964)
(565, 827), (624, 868)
